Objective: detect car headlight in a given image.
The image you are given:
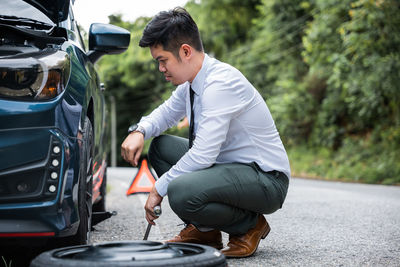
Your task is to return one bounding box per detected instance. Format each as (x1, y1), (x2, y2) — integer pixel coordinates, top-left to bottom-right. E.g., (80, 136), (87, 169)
(0, 49), (70, 101)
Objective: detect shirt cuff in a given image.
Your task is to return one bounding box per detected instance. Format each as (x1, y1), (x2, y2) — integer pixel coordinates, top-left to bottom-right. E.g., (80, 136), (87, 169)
(137, 121), (152, 140)
(154, 175), (169, 197)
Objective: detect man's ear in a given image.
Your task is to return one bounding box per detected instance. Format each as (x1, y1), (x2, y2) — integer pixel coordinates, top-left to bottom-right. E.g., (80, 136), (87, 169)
(180, 44), (192, 59)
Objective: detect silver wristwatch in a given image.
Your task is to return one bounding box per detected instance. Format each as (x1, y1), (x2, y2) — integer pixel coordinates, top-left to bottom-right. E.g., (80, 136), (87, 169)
(128, 124), (145, 137)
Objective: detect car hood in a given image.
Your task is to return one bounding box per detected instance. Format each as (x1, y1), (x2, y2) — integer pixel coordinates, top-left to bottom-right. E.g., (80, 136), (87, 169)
(23, 0), (70, 24)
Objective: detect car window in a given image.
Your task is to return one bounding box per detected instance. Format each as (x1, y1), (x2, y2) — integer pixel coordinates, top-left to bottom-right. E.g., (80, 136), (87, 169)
(0, 0), (53, 25)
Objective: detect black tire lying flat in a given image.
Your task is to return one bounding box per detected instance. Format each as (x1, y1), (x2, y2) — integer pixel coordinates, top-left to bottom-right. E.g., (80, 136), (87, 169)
(30, 241), (226, 267)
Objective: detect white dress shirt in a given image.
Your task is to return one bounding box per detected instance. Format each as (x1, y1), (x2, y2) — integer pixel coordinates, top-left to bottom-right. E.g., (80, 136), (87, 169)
(138, 54), (291, 197)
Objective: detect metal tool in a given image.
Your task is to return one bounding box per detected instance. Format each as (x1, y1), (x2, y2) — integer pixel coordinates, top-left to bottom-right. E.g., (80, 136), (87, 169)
(143, 205), (162, 240)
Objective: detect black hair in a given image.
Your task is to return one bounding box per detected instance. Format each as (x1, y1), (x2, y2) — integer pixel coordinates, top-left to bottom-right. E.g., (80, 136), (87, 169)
(139, 7), (203, 58)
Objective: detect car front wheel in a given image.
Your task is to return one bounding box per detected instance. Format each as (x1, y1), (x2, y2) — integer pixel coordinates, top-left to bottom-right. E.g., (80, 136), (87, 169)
(70, 117), (93, 245)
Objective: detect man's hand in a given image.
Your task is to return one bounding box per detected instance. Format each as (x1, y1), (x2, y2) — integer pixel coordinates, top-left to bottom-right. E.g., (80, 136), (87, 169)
(121, 132), (144, 166)
(145, 186), (163, 225)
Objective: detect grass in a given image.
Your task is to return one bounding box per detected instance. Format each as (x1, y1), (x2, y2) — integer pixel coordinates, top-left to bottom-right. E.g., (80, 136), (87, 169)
(287, 142), (400, 185)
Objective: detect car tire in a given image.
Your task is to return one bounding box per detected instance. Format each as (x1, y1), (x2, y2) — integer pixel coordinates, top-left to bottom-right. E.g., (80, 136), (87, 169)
(93, 169), (107, 212)
(68, 117), (94, 245)
(30, 241), (227, 267)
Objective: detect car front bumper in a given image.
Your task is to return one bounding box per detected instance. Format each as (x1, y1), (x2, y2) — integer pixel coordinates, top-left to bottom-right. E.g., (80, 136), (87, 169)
(0, 126), (81, 238)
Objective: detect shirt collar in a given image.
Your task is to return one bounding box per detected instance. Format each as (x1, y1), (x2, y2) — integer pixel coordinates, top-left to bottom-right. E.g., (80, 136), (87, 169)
(190, 53), (209, 95)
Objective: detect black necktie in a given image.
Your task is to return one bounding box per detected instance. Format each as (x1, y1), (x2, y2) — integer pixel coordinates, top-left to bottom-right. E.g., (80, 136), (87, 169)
(189, 86), (195, 148)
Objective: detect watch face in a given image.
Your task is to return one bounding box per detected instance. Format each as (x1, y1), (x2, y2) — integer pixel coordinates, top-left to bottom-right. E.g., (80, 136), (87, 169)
(128, 124), (138, 133)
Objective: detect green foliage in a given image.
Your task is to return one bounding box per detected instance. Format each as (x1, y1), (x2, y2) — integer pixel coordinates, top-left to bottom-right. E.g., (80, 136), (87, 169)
(185, 0), (262, 59)
(233, 0), (311, 97)
(288, 135), (400, 185)
(95, 0), (400, 183)
(332, 0), (400, 131)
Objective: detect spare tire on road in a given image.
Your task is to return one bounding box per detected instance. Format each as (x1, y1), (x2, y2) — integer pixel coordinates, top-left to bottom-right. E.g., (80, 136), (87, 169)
(30, 240), (226, 267)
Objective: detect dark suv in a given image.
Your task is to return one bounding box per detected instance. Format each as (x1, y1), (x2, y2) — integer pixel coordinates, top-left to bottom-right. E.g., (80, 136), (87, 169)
(0, 0), (130, 247)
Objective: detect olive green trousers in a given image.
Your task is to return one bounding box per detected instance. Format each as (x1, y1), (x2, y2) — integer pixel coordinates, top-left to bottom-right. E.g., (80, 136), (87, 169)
(148, 135), (289, 235)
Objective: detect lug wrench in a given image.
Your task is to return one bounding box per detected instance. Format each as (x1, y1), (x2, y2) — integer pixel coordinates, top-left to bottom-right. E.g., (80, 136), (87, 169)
(143, 205), (161, 240)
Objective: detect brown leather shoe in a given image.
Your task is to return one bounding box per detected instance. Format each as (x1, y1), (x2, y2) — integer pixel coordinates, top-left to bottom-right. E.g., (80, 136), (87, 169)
(165, 224), (223, 249)
(221, 215), (270, 258)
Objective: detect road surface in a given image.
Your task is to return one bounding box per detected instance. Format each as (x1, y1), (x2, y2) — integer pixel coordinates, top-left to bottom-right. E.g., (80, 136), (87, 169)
(91, 167), (400, 266)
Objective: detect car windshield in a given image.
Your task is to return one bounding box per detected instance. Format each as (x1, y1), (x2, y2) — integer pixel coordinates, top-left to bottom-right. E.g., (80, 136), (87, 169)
(0, 0), (54, 26)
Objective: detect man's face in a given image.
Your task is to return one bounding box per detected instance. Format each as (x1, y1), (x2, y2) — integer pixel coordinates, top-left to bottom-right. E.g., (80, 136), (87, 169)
(150, 45), (191, 86)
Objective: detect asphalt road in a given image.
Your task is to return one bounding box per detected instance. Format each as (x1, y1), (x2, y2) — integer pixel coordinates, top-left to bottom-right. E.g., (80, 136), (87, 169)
(91, 167), (400, 266)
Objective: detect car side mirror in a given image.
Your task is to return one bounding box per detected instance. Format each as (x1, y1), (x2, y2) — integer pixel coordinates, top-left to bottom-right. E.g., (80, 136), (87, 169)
(87, 23), (130, 63)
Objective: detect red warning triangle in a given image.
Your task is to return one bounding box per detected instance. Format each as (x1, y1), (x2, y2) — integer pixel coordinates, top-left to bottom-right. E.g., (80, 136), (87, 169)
(126, 157), (157, 195)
